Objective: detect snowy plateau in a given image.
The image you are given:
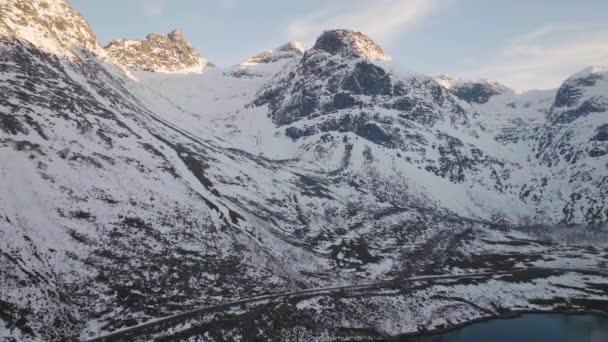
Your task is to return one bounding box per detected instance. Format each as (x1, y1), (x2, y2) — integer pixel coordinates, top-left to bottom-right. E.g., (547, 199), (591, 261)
(1, 0), (608, 341)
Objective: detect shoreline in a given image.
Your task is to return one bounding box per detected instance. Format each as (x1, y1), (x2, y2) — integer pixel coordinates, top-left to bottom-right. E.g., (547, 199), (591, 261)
(87, 268), (608, 341)
(386, 309), (608, 341)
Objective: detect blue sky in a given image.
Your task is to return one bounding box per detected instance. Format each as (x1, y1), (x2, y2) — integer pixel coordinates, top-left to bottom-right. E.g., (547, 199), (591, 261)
(71, 0), (608, 90)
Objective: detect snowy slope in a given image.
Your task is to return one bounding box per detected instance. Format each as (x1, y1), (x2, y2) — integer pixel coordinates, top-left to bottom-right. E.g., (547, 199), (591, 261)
(133, 30), (536, 224)
(0, 2), (299, 338)
(128, 29), (608, 228)
(0, 6), (495, 339)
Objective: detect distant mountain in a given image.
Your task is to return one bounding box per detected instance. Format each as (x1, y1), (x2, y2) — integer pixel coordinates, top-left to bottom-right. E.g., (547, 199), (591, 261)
(240, 41), (306, 67)
(105, 29), (211, 73)
(224, 41), (306, 78)
(1, 1), (607, 341)
(529, 66), (608, 224)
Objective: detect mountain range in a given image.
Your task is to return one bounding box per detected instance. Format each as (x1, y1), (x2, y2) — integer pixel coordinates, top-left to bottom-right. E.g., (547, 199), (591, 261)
(1, 1), (607, 341)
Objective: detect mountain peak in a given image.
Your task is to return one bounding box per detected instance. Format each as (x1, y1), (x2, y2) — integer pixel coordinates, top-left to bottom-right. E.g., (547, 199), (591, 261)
(312, 29), (391, 61)
(237, 41), (306, 69)
(276, 41), (307, 54)
(568, 65), (607, 81)
(435, 74), (461, 89)
(105, 30), (210, 73)
(167, 29), (189, 44)
(435, 76), (513, 104)
(0, 0), (102, 58)
(552, 65), (607, 113)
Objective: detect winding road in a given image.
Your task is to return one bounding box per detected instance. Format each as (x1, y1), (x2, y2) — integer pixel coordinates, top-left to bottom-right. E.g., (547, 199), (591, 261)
(87, 267), (606, 341)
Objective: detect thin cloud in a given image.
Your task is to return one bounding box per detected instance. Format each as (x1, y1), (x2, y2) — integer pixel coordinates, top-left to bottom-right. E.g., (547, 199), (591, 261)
(286, 0), (444, 46)
(462, 23), (608, 90)
(139, 0), (165, 16)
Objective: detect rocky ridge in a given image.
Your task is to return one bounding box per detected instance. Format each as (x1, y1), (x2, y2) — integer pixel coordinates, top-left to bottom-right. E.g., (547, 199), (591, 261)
(0, 0), (101, 58)
(224, 41), (306, 78)
(313, 29), (392, 61)
(240, 41), (306, 67)
(436, 75), (514, 104)
(105, 29), (210, 73)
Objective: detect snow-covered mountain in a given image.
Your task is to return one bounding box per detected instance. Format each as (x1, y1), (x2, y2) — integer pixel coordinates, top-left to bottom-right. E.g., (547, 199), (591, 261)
(437, 75), (554, 121)
(436, 75), (513, 104)
(311, 29), (392, 61)
(1, 1), (607, 341)
(105, 29), (211, 73)
(0, 0), (102, 58)
(528, 66), (608, 225)
(0, 2), (291, 339)
(239, 41), (306, 68)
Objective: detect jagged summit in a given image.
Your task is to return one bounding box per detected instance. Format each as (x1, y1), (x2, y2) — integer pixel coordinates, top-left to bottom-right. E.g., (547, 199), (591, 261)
(278, 41), (307, 53)
(312, 29), (392, 61)
(254, 31), (467, 128)
(554, 65), (607, 109)
(239, 41), (306, 67)
(105, 29), (210, 73)
(565, 65), (607, 83)
(0, 0), (102, 58)
(435, 74), (460, 89)
(550, 65), (607, 123)
(224, 41), (306, 78)
(167, 29), (186, 42)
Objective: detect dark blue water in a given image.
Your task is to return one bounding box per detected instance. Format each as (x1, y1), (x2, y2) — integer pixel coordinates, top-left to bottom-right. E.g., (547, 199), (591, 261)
(403, 314), (608, 342)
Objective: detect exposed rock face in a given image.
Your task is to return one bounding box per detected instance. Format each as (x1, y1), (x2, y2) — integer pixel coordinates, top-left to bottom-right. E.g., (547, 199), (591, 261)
(593, 124), (608, 142)
(550, 66), (607, 123)
(254, 29), (467, 128)
(251, 30), (519, 200)
(435, 75), (513, 104)
(105, 29), (210, 72)
(525, 67), (608, 225)
(449, 81), (512, 104)
(313, 29), (391, 61)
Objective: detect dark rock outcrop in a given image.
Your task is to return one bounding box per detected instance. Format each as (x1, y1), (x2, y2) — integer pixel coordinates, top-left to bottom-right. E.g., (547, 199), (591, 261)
(312, 29), (391, 61)
(449, 81), (511, 104)
(254, 29), (468, 130)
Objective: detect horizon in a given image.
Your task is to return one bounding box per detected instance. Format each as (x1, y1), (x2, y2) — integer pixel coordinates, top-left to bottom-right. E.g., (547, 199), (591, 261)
(70, 0), (608, 91)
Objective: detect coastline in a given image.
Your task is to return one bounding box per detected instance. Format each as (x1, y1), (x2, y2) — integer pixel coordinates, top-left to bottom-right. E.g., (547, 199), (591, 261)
(386, 308), (608, 341)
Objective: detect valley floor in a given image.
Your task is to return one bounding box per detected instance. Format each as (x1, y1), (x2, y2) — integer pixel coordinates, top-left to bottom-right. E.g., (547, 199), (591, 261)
(87, 269), (608, 341)
(86, 226), (608, 341)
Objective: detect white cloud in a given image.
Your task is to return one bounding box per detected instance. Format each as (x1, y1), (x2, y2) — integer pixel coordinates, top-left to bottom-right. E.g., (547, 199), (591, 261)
(461, 23), (608, 90)
(286, 0), (444, 46)
(139, 0), (165, 16)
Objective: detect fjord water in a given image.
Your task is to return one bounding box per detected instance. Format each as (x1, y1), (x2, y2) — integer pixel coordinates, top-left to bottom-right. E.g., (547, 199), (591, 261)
(403, 314), (608, 342)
